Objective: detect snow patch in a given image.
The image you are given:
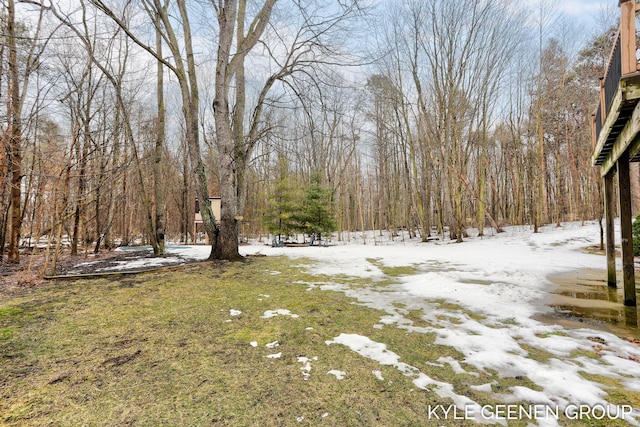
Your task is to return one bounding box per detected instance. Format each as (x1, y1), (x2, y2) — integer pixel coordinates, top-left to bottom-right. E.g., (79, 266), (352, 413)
(297, 356), (317, 380)
(326, 333), (484, 413)
(327, 370), (346, 380)
(260, 309), (299, 319)
(265, 352), (282, 359)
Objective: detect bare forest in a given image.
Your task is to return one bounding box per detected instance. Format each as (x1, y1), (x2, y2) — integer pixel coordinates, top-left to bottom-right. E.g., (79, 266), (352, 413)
(0, 0), (622, 268)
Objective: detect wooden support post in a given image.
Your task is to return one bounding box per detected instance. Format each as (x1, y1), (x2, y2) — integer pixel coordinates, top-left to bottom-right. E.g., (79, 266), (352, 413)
(617, 151), (637, 306)
(620, 0), (636, 75)
(605, 169), (617, 287)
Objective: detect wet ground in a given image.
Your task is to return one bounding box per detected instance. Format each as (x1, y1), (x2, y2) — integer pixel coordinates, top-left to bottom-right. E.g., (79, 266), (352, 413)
(538, 268), (640, 340)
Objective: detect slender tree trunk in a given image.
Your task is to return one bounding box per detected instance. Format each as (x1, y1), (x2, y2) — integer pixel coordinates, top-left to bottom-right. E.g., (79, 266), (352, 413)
(7, 0), (23, 262)
(153, 13), (166, 256)
(0, 20), (6, 261)
(72, 122), (85, 254)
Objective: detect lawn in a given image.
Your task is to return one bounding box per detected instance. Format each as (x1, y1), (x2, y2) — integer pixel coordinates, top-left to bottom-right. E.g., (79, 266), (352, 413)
(0, 255), (636, 426)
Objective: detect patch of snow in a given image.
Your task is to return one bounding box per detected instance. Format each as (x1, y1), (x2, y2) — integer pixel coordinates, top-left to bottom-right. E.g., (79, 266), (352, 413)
(266, 341), (280, 348)
(470, 383), (494, 393)
(372, 370), (384, 381)
(325, 334), (401, 365)
(327, 370), (346, 380)
(265, 352), (282, 359)
(249, 341), (258, 347)
(229, 309), (242, 316)
(298, 356), (317, 380)
(260, 309), (299, 319)
(437, 356), (479, 377)
(326, 333), (484, 415)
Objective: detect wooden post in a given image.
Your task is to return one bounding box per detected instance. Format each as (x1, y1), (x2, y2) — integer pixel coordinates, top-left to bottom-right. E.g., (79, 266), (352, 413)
(617, 151), (637, 306)
(605, 169), (617, 287)
(599, 77), (606, 125)
(620, 0), (636, 75)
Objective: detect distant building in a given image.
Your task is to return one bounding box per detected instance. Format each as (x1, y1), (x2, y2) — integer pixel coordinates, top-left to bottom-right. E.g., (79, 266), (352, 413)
(194, 197), (221, 243)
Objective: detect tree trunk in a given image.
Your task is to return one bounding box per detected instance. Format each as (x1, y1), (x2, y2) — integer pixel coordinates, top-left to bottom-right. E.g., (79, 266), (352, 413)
(153, 13), (166, 256)
(7, 0), (22, 263)
(211, 0), (276, 260)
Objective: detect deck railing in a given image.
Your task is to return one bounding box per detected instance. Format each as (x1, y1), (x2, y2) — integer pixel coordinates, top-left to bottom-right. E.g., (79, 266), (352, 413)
(595, 102), (603, 143)
(603, 33), (622, 115)
(594, 31), (622, 143)
(592, 1), (640, 157)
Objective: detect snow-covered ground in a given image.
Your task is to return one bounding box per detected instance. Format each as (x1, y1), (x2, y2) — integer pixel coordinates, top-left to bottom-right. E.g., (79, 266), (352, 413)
(81, 221), (640, 425)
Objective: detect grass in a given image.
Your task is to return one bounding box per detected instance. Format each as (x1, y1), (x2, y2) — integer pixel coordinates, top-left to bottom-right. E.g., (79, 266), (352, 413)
(366, 258), (421, 277)
(0, 256), (636, 426)
(0, 257), (449, 426)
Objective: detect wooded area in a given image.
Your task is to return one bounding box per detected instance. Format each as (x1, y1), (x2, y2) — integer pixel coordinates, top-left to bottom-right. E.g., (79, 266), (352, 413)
(0, 0), (626, 266)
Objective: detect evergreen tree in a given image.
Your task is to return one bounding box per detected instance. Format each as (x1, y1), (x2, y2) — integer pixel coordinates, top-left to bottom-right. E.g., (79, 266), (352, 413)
(262, 164), (301, 243)
(296, 174), (337, 244)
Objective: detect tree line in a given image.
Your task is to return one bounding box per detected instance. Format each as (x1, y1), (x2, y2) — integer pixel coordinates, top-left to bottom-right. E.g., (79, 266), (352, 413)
(0, 0), (620, 268)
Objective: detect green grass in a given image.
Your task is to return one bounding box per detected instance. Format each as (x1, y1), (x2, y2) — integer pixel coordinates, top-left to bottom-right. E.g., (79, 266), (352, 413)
(0, 256), (636, 426)
(0, 258), (448, 426)
(366, 258), (421, 277)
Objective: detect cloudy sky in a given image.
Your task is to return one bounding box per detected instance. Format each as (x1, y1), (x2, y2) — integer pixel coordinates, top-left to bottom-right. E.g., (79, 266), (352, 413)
(554, 0), (617, 26)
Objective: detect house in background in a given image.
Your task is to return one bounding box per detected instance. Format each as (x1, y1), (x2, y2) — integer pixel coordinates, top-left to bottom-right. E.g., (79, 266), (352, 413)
(193, 197), (221, 244)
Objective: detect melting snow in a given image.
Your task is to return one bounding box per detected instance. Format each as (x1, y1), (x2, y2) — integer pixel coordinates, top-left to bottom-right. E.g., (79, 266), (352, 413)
(260, 309), (299, 319)
(94, 221), (640, 426)
(298, 356), (318, 380)
(327, 370), (346, 380)
(326, 333), (486, 418)
(265, 352), (282, 359)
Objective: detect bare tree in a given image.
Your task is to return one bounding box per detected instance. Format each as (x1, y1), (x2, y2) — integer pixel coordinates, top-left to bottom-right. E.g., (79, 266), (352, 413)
(1, 1), (52, 262)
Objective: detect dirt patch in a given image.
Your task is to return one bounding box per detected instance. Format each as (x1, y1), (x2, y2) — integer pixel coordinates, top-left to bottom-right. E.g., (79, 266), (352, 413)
(0, 248), (199, 298)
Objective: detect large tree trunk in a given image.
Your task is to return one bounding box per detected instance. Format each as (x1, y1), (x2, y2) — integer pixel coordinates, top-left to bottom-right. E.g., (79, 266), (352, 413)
(211, 0), (276, 260)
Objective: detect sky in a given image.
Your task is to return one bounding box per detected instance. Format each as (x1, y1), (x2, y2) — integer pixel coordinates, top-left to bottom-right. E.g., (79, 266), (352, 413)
(549, 0), (617, 28)
(70, 221), (640, 426)
(559, 0), (613, 17)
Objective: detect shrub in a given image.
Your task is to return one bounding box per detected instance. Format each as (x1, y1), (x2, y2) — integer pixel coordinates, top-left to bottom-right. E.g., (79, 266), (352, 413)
(633, 214), (640, 256)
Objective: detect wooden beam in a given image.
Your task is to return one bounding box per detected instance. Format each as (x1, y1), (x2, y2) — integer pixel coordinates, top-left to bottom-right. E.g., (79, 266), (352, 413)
(599, 95), (640, 176)
(593, 74), (640, 171)
(593, 84), (624, 167)
(605, 169), (617, 287)
(617, 151), (637, 306)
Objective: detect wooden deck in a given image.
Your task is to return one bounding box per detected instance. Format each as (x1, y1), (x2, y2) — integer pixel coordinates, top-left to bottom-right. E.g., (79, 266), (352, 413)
(593, 72), (640, 174)
(591, 0), (639, 307)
